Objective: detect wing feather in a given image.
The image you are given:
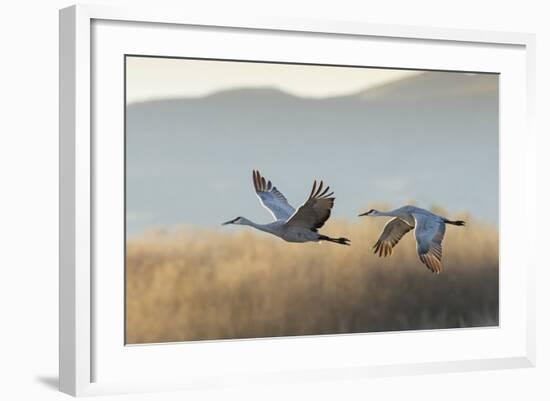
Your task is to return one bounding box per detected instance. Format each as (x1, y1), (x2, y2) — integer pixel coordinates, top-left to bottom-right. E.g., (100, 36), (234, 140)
(373, 218), (414, 257)
(252, 170), (295, 221)
(413, 213), (446, 273)
(285, 180), (335, 230)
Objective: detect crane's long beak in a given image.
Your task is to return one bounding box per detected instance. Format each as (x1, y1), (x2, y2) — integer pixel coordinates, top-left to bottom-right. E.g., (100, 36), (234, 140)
(221, 218), (235, 225)
(358, 209), (375, 217)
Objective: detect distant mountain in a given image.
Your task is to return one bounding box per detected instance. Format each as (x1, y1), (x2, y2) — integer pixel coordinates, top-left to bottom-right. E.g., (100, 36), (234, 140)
(126, 72), (498, 235)
(357, 71), (497, 101)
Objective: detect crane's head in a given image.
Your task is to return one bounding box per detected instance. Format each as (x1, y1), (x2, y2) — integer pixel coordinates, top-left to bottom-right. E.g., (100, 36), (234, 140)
(358, 209), (378, 217)
(222, 216), (245, 225)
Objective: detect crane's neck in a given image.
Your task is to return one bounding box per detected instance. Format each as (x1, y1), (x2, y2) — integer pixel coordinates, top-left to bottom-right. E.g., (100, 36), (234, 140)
(239, 217), (276, 234)
(371, 209), (400, 217)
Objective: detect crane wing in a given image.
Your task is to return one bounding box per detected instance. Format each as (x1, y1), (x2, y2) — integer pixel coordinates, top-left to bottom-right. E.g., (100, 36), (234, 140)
(373, 217), (414, 257)
(252, 170), (295, 221)
(412, 213), (446, 273)
(285, 180), (334, 230)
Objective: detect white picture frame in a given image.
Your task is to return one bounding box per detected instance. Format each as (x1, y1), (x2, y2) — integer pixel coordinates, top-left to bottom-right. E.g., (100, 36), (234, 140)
(59, 4), (536, 397)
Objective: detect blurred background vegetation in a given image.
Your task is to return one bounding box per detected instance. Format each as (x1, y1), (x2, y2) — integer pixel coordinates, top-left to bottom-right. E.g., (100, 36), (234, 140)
(125, 209), (498, 344)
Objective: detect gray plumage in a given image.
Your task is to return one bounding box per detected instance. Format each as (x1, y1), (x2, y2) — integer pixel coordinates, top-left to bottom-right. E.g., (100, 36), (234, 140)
(359, 205), (465, 273)
(222, 170), (350, 246)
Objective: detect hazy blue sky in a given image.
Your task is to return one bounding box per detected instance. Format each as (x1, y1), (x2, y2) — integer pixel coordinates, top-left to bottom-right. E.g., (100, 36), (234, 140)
(126, 57), (498, 235)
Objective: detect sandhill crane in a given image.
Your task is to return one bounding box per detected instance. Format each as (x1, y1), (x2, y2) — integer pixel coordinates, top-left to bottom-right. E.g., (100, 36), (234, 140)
(358, 205), (465, 273)
(222, 170), (350, 245)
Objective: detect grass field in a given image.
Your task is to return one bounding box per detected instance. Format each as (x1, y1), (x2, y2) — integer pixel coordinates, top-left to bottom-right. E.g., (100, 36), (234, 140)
(125, 212), (498, 344)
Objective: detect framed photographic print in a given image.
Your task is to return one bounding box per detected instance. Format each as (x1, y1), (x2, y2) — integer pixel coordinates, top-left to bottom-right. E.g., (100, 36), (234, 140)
(59, 4), (536, 397)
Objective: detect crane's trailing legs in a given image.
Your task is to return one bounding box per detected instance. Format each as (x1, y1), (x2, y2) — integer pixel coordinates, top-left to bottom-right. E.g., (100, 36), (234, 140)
(318, 235), (351, 245)
(442, 218), (466, 226)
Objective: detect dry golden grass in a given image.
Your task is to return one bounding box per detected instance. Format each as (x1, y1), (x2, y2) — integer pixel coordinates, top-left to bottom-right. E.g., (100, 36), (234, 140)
(125, 212), (498, 344)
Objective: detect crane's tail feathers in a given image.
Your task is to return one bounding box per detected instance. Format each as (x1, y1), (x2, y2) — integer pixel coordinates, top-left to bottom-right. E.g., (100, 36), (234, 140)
(319, 235), (351, 246)
(444, 219), (466, 226)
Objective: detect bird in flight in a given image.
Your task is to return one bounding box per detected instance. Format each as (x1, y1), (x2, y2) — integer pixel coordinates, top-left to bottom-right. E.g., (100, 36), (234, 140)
(358, 205), (465, 273)
(222, 170), (350, 245)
